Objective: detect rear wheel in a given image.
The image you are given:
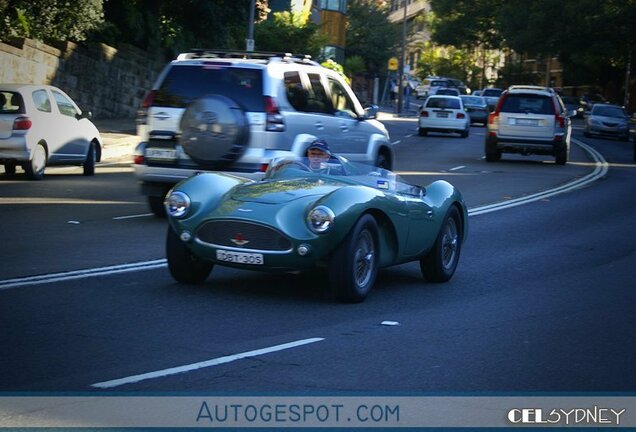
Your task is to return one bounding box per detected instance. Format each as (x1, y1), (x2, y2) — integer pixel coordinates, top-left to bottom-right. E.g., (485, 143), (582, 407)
(25, 142), (47, 180)
(418, 127), (427, 136)
(166, 227), (213, 284)
(83, 142), (96, 176)
(461, 128), (469, 138)
(420, 206), (462, 282)
(375, 150), (391, 170)
(329, 214), (379, 303)
(4, 162), (16, 174)
(485, 139), (501, 162)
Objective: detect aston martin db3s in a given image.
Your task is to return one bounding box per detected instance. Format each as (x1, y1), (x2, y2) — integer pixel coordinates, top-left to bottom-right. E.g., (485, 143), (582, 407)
(165, 155), (468, 302)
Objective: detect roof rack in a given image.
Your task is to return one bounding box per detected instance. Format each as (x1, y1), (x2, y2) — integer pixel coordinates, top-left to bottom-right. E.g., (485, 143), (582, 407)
(176, 49), (319, 66)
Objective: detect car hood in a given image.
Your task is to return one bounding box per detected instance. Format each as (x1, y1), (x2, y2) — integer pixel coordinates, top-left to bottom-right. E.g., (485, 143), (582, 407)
(591, 115), (627, 124)
(230, 178), (346, 204)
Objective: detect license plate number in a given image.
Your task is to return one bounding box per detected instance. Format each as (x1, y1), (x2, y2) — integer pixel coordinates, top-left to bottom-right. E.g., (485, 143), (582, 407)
(216, 250), (264, 265)
(436, 112), (449, 118)
(511, 118), (538, 126)
(146, 148), (177, 160)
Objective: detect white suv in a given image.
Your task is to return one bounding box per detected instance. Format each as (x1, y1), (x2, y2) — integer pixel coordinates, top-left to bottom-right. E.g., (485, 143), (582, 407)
(485, 85), (573, 165)
(134, 50), (393, 216)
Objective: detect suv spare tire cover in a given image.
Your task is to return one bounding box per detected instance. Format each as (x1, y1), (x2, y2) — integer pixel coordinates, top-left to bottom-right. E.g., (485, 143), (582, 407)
(179, 94), (250, 167)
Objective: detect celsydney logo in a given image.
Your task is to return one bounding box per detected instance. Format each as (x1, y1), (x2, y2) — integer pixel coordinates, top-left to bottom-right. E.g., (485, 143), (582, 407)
(508, 407), (626, 425)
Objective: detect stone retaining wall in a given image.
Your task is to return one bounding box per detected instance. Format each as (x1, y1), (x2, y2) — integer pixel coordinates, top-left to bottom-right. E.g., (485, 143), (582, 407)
(0, 38), (165, 119)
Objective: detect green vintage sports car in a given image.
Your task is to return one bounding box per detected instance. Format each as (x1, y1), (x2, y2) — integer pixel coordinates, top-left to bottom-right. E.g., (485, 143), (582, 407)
(165, 155), (468, 302)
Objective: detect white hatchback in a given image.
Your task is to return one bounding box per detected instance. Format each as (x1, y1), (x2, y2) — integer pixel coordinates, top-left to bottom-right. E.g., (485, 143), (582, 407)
(0, 84), (102, 180)
(418, 96), (470, 138)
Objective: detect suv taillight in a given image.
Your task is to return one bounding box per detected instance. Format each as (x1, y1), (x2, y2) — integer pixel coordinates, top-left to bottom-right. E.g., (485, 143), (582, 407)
(553, 99), (565, 128)
(420, 111), (429, 117)
(137, 90), (157, 125)
(264, 96), (285, 132)
(13, 116), (32, 130)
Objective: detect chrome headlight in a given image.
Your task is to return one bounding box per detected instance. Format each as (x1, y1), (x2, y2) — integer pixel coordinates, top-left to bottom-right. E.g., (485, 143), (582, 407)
(164, 191), (191, 218)
(307, 206), (335, 233)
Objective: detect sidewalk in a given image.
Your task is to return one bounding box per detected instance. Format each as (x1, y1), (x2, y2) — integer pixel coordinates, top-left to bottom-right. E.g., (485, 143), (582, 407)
(93, 117), (139, 162)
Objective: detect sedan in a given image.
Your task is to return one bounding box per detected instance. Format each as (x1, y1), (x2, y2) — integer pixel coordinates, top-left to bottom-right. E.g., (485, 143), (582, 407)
(418, 96), (470, 138)
(584, 104), (630, 141)
(460, 95), (489, 125)
(165, 155), (468, 302)
(481, 87), (503, 112)
(0, 84), (101, 179)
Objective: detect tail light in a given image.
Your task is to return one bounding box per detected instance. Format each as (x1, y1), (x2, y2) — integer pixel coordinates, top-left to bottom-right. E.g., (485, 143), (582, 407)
(264, 96), (285, 132)
(488, 112), (498, 125)
(137, 90), (157, 125)
(13, 116), (32, 130)
(456, 113), (466, 119)
(133, 154), (145, 165)
(420, 110), (429, 117)
(259, 163), (269, 172)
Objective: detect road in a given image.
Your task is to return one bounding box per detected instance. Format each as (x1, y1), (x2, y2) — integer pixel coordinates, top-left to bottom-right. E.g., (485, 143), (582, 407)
(0, 119), (634, 393)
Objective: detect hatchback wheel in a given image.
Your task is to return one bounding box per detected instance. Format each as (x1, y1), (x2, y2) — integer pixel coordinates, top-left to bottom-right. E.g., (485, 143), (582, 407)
(25, 142), (47, 180)
(83, 142), (96, 176)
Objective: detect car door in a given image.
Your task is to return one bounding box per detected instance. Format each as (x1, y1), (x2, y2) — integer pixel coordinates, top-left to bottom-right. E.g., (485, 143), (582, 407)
(50, 89), (87, 162)
(325, 76), (368, 155)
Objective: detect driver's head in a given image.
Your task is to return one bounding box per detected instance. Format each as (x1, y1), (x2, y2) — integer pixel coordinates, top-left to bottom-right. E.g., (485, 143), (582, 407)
(306, 139), (331, 169)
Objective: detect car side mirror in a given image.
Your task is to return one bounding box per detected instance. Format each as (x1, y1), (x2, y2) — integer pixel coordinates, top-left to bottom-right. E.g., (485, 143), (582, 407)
(363, 105), (378, 120)
(76, 111), (92, 120)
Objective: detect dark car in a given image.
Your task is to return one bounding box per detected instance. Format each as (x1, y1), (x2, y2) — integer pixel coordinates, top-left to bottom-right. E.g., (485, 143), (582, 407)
(481, 88), (503, 111)
(583, 104), (630, 141)
(460, 95), (489, 125)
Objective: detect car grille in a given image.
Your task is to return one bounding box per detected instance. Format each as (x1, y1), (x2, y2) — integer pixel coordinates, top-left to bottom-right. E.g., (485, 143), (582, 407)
(196, 220), (292, 251)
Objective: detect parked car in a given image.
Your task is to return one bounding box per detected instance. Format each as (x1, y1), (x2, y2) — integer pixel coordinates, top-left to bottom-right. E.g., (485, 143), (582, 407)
(485, 85), (573, 165)
(460, 95), (489, 125)
(418, 95), (470, 138)
(0, 84), (101, 179)
(436, 87), (461, 96)
(134, 50), (393, 216)
(583, 104), (630, 141)
(481, 87), (503, 111)
(164, 155), (468, 302)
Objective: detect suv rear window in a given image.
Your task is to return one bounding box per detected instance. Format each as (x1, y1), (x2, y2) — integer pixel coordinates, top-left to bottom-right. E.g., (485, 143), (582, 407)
(500, 94), (554, 114)
(154, 65), (264, 111)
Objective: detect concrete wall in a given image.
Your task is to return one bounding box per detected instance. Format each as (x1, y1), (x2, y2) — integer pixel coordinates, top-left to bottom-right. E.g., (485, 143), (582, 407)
(0, 38), (164, 119)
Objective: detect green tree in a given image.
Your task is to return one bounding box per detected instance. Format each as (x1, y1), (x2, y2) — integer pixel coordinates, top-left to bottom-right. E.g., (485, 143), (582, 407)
(254, 10), (327, 58)
(1, 0), (104, 42)
(345, 0), (400, 76)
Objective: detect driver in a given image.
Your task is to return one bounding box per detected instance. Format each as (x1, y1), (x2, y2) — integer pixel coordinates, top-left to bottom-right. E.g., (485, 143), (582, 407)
(306, 139), (332, 170)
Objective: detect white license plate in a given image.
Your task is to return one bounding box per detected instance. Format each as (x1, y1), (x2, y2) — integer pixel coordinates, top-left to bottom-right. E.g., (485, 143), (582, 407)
(436, 112), (449, 118)
(511, 118), (539, 126)
(216, 250), (264, 265)
(146, 148), (177, 160)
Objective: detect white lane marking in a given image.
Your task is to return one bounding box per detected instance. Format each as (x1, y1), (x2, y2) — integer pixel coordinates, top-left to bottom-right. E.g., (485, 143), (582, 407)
(0, 139), (608, 291)
(392, 140), (401, 145)
(449, 166), (465, 171)
(113, 213), (154, 220)
(0, 260), (167, 290)
(91, 338), (325, 389)
(405, 134), (413, 138)
(468, 138), (608, 216)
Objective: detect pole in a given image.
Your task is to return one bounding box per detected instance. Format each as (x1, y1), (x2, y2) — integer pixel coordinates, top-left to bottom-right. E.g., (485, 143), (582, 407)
(397, 0), (407, 115)
(246, 0), (255, 53)
(624, 50), (631, 108)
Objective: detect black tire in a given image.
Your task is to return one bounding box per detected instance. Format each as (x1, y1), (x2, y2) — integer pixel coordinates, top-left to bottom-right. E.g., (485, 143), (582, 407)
(420, 206), (462, 282)
(166, 227), (213, 284)
(461, 128), (469, 138)
(418, 127), (427, 136)
(179, 94), (250, 168)
(24, 142), (47, 180)
(83, 142), (96, 176)
(485, 138), (501, 162)
(375, 150), (391, 170)
(148, 196), (167, 218)
(4, 162), (16, 174)
(583, 130), (591, 138)
(555, 147), (568, 165)
(328, 214), (379, 303)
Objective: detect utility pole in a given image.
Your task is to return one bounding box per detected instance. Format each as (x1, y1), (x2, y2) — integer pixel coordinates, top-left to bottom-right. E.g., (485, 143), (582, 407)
(246, 0), (255, 53)
(396, 0), (407, 115)
(624, 50), (631, 108)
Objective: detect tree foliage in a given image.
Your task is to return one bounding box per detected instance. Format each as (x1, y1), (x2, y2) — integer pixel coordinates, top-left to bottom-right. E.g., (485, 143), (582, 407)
(1, 0), (104, 42)
(254, 10), (327, 59)
(345, 0), (400, 76)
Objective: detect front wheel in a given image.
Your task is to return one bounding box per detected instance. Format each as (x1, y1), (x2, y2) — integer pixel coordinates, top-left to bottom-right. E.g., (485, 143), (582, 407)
(83, 142), (96, 176)
(166, 227), (213, 284)
(24, 142), (47, 180)
(329, 214), (379, 302)
(421, 206), (462, 282)
(148, 196), (167, 218)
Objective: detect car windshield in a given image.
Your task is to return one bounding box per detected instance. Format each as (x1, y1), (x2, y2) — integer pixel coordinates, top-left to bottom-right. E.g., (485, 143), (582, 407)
(482, 89), (502, 97)
(593, 106), (626, 118)
(264, 156), (422, 196)
(426, 97), (460, 109)
(461, 96), (486, 106)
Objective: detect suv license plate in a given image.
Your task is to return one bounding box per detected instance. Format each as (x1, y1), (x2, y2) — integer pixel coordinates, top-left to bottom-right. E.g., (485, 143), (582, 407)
(146, 148), (177, 160)
(512, 118), (539, 126)
(216, 250), (264, 265)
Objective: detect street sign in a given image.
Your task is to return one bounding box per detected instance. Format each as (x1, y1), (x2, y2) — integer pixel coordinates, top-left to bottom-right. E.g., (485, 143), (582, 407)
(246, 39), (254, 52)
(388, 57), (398, 71)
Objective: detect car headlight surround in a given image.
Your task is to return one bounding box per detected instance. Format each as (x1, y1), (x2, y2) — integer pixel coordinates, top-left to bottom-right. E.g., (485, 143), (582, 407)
(164, 191), (191, 218)
(307, 205), (335, 233)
